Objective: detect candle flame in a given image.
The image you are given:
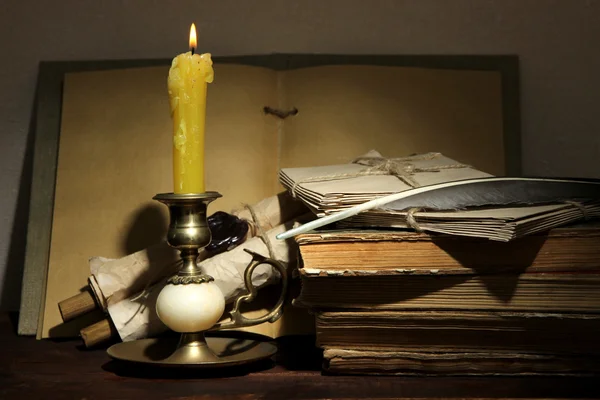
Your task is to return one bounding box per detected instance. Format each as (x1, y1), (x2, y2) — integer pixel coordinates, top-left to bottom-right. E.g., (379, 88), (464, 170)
(189, 23), (197, 52)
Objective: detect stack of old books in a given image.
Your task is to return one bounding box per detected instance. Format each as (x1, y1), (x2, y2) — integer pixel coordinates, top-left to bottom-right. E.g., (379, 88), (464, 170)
(281, 151), (600, 375)
(293, 225), (600, 375)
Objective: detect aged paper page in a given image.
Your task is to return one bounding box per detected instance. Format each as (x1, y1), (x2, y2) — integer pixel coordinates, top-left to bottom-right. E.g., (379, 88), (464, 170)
(279, 65), (505, 175)
(41, 64), (279, 337)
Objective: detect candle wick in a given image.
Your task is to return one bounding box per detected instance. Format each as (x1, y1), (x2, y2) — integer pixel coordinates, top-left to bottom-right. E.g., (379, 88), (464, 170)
(191, 47), (195, 55)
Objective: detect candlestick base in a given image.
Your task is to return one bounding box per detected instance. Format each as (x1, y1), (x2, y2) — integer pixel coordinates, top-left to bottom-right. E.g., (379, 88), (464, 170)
(107, 191), (288, 369)
(107, 334), (277, 368)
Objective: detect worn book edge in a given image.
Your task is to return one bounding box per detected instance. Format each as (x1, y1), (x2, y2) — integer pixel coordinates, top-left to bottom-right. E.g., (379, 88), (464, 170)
(295, 223), (600, 245)
(323, 348), (600, 376)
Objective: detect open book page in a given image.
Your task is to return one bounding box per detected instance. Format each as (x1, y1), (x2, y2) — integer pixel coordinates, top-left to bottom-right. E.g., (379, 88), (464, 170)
(41, 64), (279, 338)
(41, 61), (510, 338)
(279, 65), (505, 175)
(206, 65), (280, 200)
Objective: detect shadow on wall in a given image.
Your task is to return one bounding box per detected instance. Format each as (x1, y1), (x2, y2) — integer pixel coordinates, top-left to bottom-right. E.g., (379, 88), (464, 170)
(121, 203), (167, 256)
(2, 87), (37, 311)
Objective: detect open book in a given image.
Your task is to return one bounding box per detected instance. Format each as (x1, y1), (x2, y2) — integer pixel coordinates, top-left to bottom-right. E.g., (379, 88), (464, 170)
(31, 59), (509, 338)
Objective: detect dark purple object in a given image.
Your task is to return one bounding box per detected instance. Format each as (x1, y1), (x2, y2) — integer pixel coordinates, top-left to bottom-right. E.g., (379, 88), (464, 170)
(206, 211), (249, 254)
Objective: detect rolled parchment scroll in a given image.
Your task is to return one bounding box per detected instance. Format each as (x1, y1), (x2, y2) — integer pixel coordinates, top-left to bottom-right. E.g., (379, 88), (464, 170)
(108, 220), (304, 342)
(56, 193), (308, 345)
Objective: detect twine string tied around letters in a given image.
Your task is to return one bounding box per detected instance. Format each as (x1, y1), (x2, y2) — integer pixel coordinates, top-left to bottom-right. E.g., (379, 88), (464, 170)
(290, 152), (471, 198)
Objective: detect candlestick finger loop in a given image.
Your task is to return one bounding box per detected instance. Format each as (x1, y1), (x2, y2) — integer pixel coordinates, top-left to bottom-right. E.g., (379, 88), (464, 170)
(211, 249), (288, 330)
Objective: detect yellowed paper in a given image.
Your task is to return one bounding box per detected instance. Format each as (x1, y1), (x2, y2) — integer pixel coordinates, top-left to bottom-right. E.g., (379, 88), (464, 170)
(279, 151), (492, 214)
(340, 202), (600, 242)
(232, 191), (308, 232)
(280, 65), (504, 175)
(87, 241), (178, 310)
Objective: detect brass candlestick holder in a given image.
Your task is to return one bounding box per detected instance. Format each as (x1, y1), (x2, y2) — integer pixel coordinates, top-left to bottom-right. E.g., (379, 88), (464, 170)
(107, 192), (289, 368)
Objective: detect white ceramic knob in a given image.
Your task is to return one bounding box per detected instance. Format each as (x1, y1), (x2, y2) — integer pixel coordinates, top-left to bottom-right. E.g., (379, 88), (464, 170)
(156, 281), (225, 333)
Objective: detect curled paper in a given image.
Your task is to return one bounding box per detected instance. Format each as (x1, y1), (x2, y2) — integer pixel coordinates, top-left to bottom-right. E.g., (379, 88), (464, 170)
(87, 192), (307, 312)
(232, 191), (309, 234)
(107, 220), (304, 342)
(88, 243), (178, 310)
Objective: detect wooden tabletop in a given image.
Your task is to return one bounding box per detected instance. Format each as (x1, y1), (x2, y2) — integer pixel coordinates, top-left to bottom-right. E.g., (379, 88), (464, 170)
(1, 313), (599, 400)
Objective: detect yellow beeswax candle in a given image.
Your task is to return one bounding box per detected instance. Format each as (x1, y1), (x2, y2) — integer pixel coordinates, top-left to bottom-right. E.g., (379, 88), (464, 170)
(168, 23), (214, 193)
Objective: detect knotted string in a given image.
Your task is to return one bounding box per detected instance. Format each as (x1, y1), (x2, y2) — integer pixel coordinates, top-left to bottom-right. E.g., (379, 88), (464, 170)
(405, 201), (592, 236)
(290, 152), (471, 198)
(564, 200), (590, 220)
(405, 207), (424, 233)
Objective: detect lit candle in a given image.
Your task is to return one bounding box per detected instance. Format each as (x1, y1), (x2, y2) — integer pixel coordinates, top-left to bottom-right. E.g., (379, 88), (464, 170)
(168, 23), (214, 193)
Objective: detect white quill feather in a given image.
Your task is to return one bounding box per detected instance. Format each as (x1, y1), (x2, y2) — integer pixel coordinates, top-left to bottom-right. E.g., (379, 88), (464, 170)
(276, 177), (600, 240)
